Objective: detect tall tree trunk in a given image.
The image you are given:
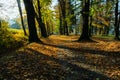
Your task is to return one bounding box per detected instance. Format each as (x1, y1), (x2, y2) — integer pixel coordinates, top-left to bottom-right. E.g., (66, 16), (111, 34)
(60, 0), (66, 35)
(78, 0), (91, 41)
(63, 0), (68, 35)
(58, 0), (68, 35)
(16, 0), (27, 36)
(89, 0), (93, 37)
(37, 0), (48, 37)
(74, 0), (78, 35)
(58, 3), (63, 35)
(65, 0), (69, 35)
(114, 0), (119, 40)
(46, 21), (50, 36)
(65, 20), (69, 35)
(23, 0), (40, 42)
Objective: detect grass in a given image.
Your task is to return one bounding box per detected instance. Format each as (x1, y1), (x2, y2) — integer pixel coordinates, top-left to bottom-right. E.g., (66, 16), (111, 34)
(92, 35), (115, 40)
(0, 28), (28, 54)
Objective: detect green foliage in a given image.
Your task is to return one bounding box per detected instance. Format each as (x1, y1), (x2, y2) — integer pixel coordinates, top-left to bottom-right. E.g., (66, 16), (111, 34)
(41, 0), (51, 6)
(0, 26), (14, 48)
(91, 0), (114, 30)
(90, 7), (94, 16)
(0, 20), (28, 49)
(65, 15), (74, 26)
(93, 35), (114, 40)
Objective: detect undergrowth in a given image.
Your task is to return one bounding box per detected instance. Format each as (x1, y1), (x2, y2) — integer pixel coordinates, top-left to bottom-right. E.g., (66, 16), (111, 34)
(0, 27), (28, 51)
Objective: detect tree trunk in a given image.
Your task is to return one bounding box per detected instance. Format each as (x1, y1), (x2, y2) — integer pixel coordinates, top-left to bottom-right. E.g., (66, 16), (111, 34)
(89, 0), (93, 37)
(17, 0), (27, 36)
(114, 0), (119, 40)
(23, 0), (40, 42)
(37, 0), (48, 38)
(78, 0), (91, 41)
(60, 0), (66, 35)
(58, 0), (68, 35)
(58, 3), (63, 35)
(65, 21), (69, 35)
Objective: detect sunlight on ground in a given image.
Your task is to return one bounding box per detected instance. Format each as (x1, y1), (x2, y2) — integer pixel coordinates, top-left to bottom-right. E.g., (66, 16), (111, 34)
(0, 35), (120, 79)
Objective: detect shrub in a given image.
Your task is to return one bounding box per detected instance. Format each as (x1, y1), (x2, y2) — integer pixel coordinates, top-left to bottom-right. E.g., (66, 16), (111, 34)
(0, 20), (28, 50)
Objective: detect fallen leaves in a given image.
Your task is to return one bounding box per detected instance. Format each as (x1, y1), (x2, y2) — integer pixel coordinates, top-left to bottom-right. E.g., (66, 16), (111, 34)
(0, 35), (120, 79)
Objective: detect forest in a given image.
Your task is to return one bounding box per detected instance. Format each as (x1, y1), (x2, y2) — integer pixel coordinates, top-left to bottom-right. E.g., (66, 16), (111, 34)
(0, 0), (120, 80)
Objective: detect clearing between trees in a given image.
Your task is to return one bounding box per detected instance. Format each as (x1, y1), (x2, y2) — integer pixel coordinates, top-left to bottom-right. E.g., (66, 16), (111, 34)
(0, 35), (120, 80)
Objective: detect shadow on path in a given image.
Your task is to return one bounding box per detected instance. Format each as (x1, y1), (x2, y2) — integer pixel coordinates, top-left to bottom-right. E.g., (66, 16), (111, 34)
(23, 48), (111, 79)
(42, 43), (120, 58)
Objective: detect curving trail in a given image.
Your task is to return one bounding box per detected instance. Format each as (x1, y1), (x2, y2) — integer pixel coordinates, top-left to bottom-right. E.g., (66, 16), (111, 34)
(0, 35), (120, 80)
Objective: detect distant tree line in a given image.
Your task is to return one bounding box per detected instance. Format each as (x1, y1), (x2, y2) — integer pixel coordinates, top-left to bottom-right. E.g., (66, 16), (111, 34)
(15, 0), (120, 42)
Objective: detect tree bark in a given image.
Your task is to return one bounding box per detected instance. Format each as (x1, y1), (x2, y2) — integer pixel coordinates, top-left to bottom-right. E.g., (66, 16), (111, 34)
(78, 0), (91, 41)
(58, 0), (68, 35)
(23, 0), (40, 42)
(114, 0), (120, 40)
(89, 0), (93, 37)
(16, 0), (27, 36)
(58, 3), (64, 35)
(37, 0), (48, 37)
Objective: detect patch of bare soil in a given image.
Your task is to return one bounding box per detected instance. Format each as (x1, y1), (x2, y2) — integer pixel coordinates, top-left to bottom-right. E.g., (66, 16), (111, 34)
(0, 35), (120, 80)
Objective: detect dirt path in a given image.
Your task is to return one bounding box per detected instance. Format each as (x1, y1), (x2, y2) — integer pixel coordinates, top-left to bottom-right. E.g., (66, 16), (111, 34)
(0, 35), (120, 80)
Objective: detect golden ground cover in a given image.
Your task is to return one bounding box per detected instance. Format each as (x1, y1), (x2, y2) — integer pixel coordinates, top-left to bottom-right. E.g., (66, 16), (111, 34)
(0, 35), (120, 80)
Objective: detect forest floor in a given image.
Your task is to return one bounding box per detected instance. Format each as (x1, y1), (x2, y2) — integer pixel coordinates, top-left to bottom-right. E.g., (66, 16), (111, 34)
(0, 35), (120, 80)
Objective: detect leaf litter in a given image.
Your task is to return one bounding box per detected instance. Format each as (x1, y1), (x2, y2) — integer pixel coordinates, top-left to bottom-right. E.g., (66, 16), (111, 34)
(0, 35), (120, 80)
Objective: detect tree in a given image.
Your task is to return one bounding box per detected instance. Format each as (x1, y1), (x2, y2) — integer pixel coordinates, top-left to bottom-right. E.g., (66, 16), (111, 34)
(66, 0), (76, 35)
(42, 9), (54, 36)
(16, 0), (27, 36)
(78, 0), (91, 41)
(58, 2), (64, 35)
(58, 0), (68, 35)
(88, 0), (113, 36)
(33, 0), (53, 37)
(89, 0), (93, 36)
(114, 0), (120, 40)
(23, 0), (40, 42)
(36, 0), (48, 37)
